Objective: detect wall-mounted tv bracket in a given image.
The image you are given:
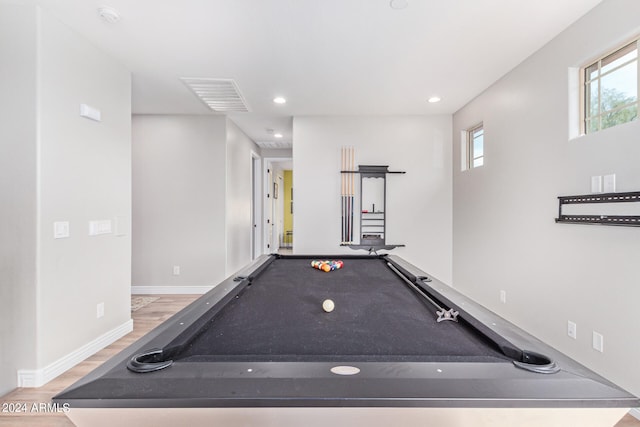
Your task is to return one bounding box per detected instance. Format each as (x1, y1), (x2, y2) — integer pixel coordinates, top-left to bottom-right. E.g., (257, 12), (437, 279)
(555, 191), (640, 227)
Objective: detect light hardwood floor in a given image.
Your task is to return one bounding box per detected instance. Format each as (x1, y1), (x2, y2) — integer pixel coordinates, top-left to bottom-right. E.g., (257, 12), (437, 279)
(0, 295), (199, 426)
(1, 294), (638, 426)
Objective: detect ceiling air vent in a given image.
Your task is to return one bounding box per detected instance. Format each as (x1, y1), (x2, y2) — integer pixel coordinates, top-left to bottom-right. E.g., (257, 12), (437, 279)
(256, 141), (293, 149)
(181, 78), (250, 112)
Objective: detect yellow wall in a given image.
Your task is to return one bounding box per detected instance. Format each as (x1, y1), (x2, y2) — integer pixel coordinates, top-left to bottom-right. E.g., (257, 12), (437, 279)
(283, 170), (293, 245)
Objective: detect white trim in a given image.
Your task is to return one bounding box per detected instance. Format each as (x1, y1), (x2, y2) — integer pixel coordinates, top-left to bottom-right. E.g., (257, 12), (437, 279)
(262, 156), (292, 254)
(459, 130), (467, 171)
(17, 319), (133, 388)
(629, 408), (640, 420)
(131, 285), (214, 295)
(251, 151), (262, 260)
(568, 66), (582, 140)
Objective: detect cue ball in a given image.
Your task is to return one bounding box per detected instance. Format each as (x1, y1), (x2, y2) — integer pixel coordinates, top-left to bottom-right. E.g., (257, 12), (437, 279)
(322, 299), (335, 313)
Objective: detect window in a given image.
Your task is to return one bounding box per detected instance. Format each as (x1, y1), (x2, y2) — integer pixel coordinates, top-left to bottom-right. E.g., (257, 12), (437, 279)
(467, 123), (484, 169)
(583, 38), (638, 134)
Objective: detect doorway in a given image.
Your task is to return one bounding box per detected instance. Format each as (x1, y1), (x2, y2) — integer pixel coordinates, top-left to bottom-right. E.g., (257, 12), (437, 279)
(263, 158), (292, 254)
(281, 169), (293, 253)
(251, 153), (261, 260)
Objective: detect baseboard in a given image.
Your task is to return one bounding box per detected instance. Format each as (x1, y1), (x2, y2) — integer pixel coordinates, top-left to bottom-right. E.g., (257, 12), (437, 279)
(17, 319), (133, 388)
(629, 408), (640, 420)
(131, 285), (214, 295)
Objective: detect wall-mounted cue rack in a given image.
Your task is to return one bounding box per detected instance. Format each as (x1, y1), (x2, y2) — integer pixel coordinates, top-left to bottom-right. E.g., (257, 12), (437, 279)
(555, 191), (640, 227)
(340, 150), (405, 252)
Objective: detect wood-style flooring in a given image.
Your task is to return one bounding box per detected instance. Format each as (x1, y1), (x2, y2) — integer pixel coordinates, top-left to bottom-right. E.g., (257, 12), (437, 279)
(1, 294), (638, 426)
(0, 295), (199, 426)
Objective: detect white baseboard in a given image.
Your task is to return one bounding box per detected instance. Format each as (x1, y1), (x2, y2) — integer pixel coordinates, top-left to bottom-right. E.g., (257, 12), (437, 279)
(629, 408), (640, 420)
(17, 319), (133, 388)
(131, 285), (214, 295)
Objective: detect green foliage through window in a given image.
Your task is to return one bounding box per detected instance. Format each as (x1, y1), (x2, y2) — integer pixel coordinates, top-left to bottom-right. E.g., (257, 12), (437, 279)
(467, 124), (484, 169)
(584, 40), (639, 133)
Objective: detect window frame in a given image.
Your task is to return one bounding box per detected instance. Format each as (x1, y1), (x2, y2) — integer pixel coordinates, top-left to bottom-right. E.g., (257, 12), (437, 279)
(581, 37), (639, 135)
(466, 123), (484, 170)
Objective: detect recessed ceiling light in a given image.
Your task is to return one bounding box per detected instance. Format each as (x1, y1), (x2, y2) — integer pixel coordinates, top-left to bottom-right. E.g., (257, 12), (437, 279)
(428, 96), (441, 103)
(273, 97), (287, 104)
(390, 0), (408, 10)
(274, 133), (283, 138)
(97, 6), (121, 24)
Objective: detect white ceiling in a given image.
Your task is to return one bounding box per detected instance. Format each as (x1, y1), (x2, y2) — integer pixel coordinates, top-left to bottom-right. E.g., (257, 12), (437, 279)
(34, 0), (602, 148)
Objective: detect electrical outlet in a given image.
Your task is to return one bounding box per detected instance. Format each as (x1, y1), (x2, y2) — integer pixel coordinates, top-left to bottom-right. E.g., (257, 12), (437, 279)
(499, 290), (506, 304)
(97, 302), (104, 319)
(567, 321), (577, 339)
(173, 265), (180, 276)
(592, 331), (604, 352)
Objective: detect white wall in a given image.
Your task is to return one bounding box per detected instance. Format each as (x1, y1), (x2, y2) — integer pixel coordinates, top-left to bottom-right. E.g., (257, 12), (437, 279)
(0, 4), (132, 390)
(132, 115), (227, 289)
(453, 0), (640, 396)
(36, 7), (132, 368)
(293, 116), (452, 283)
(0, 4), (38, 395)
(225, 118), (260, 273)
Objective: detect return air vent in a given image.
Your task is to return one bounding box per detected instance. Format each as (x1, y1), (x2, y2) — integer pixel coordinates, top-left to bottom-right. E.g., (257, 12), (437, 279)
(181, 78), (250, 112)
(255, 141), (293, 149)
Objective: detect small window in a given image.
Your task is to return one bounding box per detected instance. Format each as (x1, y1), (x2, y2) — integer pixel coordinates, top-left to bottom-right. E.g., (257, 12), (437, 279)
(583, 39), (638, 134)
(467, 123), (484, 169)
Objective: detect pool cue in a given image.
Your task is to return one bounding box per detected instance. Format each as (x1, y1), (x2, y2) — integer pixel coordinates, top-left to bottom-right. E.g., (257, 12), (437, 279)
(345, 147), (351, 243)
(345, 146), (350, 244)
(341, 147), (346, 244)
(345, 147), (349, 244)
(387, 262), (459, 323)
(349, 146), (355, 244)
(340, 147), (347, 244)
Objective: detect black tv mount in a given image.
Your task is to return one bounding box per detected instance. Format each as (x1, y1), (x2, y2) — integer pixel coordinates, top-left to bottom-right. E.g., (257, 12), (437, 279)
(555, 191), (640, 227)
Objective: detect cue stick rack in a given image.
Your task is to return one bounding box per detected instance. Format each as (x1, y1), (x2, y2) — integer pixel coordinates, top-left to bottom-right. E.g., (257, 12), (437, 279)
(340, 147), (356, 245)
(340, 147), (405, 252)
(555, 191), (640, 226)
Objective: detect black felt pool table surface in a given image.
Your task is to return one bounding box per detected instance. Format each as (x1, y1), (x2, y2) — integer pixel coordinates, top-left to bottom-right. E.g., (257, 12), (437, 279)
(53, 254), (640, 411)
(176, 257), (510, 363)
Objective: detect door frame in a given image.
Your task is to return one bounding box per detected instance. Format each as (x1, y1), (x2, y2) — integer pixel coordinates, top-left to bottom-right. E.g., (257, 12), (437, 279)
(262, 157), (291, 254)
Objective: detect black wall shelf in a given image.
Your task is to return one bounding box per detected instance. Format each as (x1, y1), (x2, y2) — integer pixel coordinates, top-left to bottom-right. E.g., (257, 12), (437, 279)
(555, 191), (640, 227)
(340, 165), (406, 252)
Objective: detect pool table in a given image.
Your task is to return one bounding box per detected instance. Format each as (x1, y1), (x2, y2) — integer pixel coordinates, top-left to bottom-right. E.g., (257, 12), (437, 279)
(54, 254), (638, 427)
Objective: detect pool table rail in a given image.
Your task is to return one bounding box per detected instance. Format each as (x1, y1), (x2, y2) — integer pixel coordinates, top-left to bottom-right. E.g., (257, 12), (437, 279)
(53, 254), (639, 413)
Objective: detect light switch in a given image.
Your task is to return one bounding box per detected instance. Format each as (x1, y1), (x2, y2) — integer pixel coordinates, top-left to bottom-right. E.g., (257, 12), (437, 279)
(591, 176), (602, 193)
(89, 220), (112, 236)
(54, 221), (70, 239)
(603, 174), (616, 193)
